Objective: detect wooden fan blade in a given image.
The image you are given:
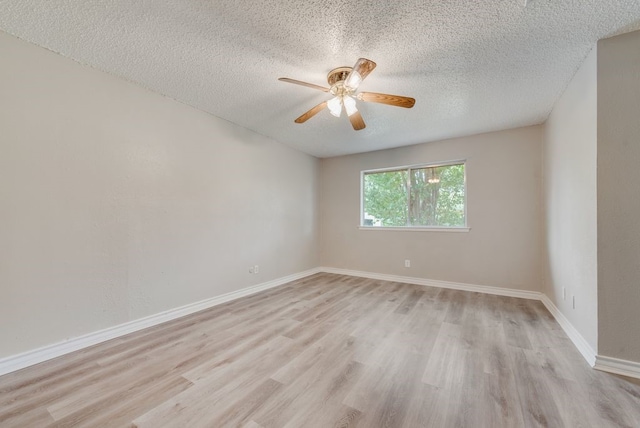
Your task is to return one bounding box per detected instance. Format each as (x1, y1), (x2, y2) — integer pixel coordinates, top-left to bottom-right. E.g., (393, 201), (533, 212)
(348, 111), (366, 130)
(357, 92), (416, 108)
(278, 78), (330, 92)
(294, 101), (328, 123)
(352, 58), (377, 81)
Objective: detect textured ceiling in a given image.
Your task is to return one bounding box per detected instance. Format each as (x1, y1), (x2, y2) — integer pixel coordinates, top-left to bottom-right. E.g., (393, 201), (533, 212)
(1, 1), (640, 157)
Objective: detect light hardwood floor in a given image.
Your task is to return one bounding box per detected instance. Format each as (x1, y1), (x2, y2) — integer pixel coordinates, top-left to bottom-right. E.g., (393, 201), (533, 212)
(1, 273), (639, 427)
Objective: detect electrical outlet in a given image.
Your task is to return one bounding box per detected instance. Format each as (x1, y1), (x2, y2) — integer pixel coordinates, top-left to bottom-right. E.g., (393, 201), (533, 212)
(404, 259), (410, 268)
(249, 266), (254, 274)
(254, 265), (259, 274)
(572, 295), (576, 309)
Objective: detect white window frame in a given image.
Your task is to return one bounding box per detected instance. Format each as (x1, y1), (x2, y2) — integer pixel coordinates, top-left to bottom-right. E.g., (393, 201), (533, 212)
(359, 159), (470, 232)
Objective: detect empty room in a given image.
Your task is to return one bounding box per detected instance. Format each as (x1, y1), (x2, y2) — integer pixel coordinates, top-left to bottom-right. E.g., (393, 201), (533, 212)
(1, 1), (640, 427)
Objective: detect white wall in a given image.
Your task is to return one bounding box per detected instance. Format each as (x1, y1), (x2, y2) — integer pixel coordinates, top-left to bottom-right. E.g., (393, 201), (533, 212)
(543, 47), (598, 352)
(0, 31), (318, 358)
(319, 126), (543, 291)
(597, 30), (640, 362)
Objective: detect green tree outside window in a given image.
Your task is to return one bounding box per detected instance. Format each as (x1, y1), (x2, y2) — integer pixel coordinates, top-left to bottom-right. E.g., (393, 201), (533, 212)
(363, 163), (465, 227)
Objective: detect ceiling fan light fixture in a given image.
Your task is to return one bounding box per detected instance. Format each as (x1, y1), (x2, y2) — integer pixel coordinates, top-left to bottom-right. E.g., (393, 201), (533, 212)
(327, 96), (343, 117)
(278, 57), (414, 131)
(343, 95), (358, 116)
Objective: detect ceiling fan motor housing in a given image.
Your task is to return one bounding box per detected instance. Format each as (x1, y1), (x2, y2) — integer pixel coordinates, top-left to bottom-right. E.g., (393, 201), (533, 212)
(327, 67), (352, 86)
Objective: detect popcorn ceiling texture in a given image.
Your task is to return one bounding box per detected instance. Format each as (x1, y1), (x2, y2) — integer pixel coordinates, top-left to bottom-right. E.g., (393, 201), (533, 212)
(1, 0), (639, 157)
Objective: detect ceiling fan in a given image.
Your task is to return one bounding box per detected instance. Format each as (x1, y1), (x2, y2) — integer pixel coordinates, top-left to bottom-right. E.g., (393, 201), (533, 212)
(279, 58), (416, 131)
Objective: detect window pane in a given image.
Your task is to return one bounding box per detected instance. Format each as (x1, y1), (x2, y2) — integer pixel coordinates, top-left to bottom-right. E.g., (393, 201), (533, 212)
(363, 170), (408, 227)
(409, 164), (465, 226)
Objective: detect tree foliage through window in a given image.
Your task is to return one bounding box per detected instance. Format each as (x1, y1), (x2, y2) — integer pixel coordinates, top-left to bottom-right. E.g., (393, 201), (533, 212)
(363, 163), (465, 227)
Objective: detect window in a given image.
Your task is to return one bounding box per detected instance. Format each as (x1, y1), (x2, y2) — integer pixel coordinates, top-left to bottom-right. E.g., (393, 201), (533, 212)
(361, 161), (466, 229)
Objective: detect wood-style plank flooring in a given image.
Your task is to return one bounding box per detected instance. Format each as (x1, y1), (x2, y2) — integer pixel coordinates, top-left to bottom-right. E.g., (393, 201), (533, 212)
(1, 273), (639, 427)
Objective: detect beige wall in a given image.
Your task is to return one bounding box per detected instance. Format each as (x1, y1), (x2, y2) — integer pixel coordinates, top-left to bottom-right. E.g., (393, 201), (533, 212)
(543, 48), (598, 351)
(597, 30), (640, 362)
(319, 126), (543, 291)
(0, 31), (318, 358)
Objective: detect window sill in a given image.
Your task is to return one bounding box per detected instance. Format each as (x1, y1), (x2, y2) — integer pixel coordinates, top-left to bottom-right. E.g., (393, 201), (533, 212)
(358, 226), (470, 232)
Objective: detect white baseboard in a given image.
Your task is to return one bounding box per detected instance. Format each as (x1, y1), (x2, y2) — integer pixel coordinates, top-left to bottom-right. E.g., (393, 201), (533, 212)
(594, 355), (640, 379)
(318, 267), (543, 300)
(0, 268), (320, 376)
(539, 295), (597, 367)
